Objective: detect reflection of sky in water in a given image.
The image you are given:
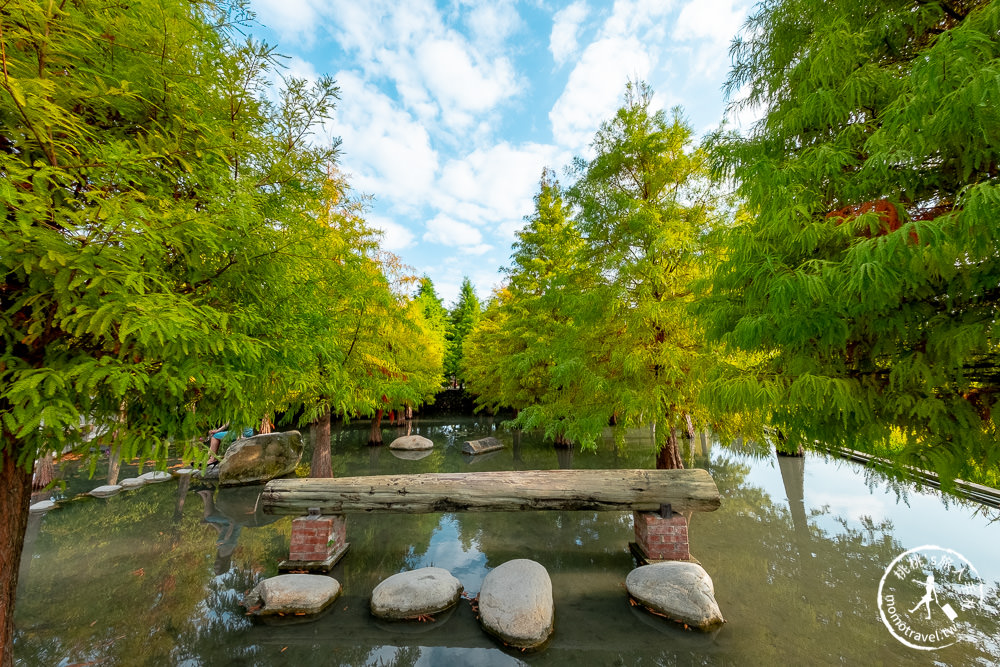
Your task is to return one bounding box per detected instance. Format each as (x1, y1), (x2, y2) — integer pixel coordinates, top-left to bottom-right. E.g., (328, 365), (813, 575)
(406, 514), (489, 595)
(740, 451), (1000, 582)
(364, 646), (525, 666)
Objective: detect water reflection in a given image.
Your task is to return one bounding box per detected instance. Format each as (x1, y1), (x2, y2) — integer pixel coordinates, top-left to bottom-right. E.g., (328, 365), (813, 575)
(13, 418), (1000, 666)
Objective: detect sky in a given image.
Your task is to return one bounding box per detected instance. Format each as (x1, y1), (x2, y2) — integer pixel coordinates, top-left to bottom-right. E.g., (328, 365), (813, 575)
(246, 0), (756, 307)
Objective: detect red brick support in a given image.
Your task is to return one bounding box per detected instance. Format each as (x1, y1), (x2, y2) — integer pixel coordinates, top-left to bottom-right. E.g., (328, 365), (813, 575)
(633, 510), (690, 561)
(288, 513), (346, 563)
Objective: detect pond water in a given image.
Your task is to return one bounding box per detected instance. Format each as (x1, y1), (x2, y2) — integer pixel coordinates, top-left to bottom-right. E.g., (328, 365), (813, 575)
(15, 416), (1000, 666)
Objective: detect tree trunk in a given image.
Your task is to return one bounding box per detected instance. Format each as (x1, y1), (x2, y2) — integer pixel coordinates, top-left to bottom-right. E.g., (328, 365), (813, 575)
(107, 402), (128, 485)
(778, 452), (809, 538)
(553, 432), (571, 448)
(1, 444), (34, 667)
(655, 426), (684, 470)
(31, 455), (54, 491)
(368, 409), (384, 446)
(263, 468), (722, 515)
(310, 406), (333, 478)
(107, 441), (122, 486)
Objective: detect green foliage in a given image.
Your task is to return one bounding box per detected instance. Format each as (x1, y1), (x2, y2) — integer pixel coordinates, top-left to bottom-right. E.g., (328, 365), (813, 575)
(467, 85), (720, 449)
(464, 169), (581, 416)
(444, 277), (481, 383)
(702, 0), (1000, 482)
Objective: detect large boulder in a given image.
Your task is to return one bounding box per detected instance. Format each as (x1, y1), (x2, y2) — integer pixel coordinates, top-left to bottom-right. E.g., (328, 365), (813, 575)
(218, 431), (303, 486)
(370, 567), (464, 620)
(478, 559), (554, 650)
(625, 561), (725, 631)
(388, 435), (433, 450)
(245, 573), (341, 616)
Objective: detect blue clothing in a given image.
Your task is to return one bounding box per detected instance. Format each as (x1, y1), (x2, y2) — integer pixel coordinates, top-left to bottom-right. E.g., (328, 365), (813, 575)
(215, 427), (253, 440)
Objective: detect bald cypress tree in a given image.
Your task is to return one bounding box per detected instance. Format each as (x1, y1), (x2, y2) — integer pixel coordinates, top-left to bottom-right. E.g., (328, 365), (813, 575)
(703, 0), (1000, 480)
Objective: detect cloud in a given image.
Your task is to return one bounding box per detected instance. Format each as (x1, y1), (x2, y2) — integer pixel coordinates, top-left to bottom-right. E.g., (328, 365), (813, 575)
(464, 0), (523, 52)
(432, 142), (567, 239)
(251, 0), (326, 47)
(331, 71), (439, 211)
(602, 0), (675, 41)
(673, 0), (747, 44)
(417, 39), (519, 116)
(549, 36), (652, 151)
(423, 215), (485, 247)
(550, 1), (589, 66)
(317, 0), (521, 134)
(368, 215), (416, 252)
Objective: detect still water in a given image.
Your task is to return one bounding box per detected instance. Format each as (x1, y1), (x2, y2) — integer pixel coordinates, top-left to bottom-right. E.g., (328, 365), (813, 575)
(14, 417), (1000, 665)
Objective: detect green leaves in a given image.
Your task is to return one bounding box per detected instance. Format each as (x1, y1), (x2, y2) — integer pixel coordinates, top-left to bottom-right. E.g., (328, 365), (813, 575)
(466, 83), (722, 449)
(703, 0), (1000, 482)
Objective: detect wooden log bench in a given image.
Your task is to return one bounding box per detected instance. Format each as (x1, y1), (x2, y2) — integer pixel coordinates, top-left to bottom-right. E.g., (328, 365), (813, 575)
(262, 469), (721, 570)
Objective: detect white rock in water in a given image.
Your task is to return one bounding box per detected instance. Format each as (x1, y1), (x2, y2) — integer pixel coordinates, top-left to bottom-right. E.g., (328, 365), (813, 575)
(371, 567), (463, 619)
(29, 500), (56, 513)
(478, 559), (554, 649)
(89, 485), (123, 498)
(625, 562), (725, 630)
(175, 468), (197, 476)
(138, 470), (172, 483)
(388, 435), (434, 450)
(119, 477), (146, 489)
(245, 574), (341, 616)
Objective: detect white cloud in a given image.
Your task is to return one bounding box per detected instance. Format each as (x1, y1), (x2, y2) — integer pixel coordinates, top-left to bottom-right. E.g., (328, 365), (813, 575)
(317, 0), (521, 135)
(368, 216), (416, 252)
(423, 215), (485, 247)
(549, 36), (652, 151)
(433, 142), (566, 231)
(673, 0), (747, 44)
(550, 1), (589, 66)
(417, 39), (518, 116)
(465, 0), (522, 52)
(331, 71), (439, 211)
(251, 0), (326, 47)
(673, 0), (749, 79)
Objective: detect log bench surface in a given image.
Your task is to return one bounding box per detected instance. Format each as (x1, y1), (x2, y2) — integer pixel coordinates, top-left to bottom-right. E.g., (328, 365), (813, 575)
(262, 469), (721, 515)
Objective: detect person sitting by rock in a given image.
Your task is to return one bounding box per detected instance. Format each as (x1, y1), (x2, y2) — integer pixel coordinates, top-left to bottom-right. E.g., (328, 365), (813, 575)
(206, 424), (254, 466)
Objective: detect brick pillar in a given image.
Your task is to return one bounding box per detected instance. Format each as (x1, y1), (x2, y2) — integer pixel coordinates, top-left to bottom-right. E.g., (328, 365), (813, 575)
(633, 510), (690, 561)
(280, 511), (349, 572)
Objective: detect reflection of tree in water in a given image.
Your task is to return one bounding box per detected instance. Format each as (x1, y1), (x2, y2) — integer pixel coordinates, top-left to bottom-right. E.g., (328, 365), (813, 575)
(14, 484), (222, 666)
(686, 453), (1000, 666)
(14, 420), (1000, 665)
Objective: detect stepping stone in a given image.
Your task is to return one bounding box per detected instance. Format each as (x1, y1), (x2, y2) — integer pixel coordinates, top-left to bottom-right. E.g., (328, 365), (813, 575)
(371, 567), (463, 620)
(120, 477), (146, 489)
(138, 470), (172, 483)
(175, 468), (197, 476)
(478, 559), (554, 650)
(29, 500), (56, 513)
(625, 561), (725, 630)
(244, 574), (341, 616)
(89, 485), (122, 498)
(388, 435), (433, 450)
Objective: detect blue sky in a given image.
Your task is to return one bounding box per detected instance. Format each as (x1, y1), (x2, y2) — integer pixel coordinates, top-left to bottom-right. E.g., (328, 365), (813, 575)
(247, 0), (756, 306)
